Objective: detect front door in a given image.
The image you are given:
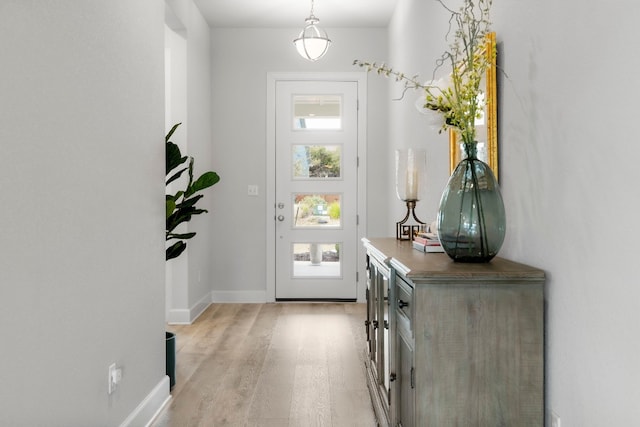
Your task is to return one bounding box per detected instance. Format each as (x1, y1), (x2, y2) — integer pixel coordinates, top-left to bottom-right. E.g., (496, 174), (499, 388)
(274, 80), (359, 300)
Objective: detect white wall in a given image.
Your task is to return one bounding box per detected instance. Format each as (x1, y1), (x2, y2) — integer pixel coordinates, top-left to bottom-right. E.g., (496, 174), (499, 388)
(0, 1), (166, 425)
(165, 0), (215, 323)
(387, 0), (453, 229)
(209, 27), (389, 300)
(390, 0), (640, 424)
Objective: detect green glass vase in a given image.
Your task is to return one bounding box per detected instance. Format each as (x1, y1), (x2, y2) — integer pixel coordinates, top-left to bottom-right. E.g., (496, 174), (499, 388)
(437, 143), (505, 262)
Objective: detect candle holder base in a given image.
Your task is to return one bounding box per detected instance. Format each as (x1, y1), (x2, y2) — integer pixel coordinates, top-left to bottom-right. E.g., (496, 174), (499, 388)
(396, 200), (426, 241)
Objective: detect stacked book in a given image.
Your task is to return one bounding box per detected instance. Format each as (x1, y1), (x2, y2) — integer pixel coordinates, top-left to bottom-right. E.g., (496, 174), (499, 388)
(412, 231), (444, 253)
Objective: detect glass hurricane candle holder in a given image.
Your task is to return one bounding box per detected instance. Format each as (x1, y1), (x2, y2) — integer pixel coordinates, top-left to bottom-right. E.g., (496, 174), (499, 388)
(395, 148), (427, 240)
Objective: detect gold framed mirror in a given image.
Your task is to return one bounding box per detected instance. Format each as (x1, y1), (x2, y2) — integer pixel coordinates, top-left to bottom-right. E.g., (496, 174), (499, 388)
(448, 32), (498, 180)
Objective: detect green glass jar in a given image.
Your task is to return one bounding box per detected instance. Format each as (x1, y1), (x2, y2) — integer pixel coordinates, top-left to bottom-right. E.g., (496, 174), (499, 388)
(437, 143), (505, 262)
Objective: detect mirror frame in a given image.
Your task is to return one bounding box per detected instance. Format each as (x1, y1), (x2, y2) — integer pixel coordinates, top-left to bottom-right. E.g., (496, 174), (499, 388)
(448, 32), (498, 180)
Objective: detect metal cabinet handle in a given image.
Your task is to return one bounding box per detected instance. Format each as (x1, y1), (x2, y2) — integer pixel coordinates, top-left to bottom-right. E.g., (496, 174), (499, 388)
(277, 215), (285, 221)
(389, 373), (397, 382)
(398, 299), (409, 308)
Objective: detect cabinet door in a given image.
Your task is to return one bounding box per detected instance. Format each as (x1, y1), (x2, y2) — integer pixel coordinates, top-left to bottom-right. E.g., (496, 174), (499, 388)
(373, 262), (387, 390)
(382, 274), (390, 401)
(367, 259), (378, 369)
(397, 329), (414, 427)
(372, 258), (392, 417)
(365, 255), (374, 354)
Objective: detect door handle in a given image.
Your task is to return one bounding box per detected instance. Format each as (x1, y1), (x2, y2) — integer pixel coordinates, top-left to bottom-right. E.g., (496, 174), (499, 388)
(277, 215), (285, 221)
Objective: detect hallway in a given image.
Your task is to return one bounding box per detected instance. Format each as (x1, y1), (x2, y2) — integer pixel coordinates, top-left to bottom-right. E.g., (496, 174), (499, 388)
(151, 303), (375, 426)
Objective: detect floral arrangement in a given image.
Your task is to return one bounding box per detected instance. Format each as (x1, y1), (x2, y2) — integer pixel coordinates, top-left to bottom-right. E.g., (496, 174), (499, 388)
(354, 0), (494, 146)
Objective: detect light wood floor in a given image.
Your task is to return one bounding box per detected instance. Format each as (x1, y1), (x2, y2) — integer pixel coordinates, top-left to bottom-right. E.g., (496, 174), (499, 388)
(151, 303), (376, 427)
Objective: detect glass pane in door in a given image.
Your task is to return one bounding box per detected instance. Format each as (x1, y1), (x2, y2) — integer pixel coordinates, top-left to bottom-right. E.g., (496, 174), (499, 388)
(292, 145), (342, 179)
(292, 242), (342, 278)
(293, 193), (341, 228)
(293, 94), (342, 130)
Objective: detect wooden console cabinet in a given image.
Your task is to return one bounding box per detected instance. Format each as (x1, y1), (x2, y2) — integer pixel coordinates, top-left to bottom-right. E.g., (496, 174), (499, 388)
(363, 238), (545, 426)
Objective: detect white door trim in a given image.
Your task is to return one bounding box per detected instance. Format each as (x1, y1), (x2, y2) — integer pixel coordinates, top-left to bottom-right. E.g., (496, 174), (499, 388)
(266, 72), (368, 303)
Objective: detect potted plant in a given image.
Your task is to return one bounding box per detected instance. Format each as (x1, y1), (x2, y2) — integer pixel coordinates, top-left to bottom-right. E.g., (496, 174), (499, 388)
(165, 122), (220, 389)
(166, 122), (220, 260)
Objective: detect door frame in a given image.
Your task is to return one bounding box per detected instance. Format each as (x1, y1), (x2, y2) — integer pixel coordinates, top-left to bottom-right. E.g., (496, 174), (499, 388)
(266, 72), (368, 303)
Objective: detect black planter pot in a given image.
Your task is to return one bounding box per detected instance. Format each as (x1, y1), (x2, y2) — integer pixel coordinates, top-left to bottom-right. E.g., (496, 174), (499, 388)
(165, 331), (176, 390)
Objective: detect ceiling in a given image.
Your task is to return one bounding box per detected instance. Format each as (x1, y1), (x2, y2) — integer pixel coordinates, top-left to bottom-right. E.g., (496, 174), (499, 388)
(192, 0), (398, 28)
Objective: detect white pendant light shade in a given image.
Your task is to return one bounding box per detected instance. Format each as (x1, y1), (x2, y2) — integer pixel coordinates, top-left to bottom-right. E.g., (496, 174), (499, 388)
(293, 1), (331, 61)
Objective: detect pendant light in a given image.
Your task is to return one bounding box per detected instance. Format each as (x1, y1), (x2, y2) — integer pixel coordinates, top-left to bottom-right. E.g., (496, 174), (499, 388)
(293, 0), (331, 61)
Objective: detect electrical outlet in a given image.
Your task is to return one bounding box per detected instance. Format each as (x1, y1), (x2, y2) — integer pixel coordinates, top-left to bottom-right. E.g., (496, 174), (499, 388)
(550, 411), (561, 427)
(108, 363), (122, 394)
(247, 185), (259, 196)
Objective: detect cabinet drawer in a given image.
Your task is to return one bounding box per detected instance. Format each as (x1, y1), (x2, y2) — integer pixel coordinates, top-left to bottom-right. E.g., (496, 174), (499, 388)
(395, 275), (413, 325)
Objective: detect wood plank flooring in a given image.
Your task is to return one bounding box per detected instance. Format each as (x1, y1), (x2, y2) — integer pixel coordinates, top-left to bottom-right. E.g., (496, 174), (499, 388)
(151, 303), (376, 427)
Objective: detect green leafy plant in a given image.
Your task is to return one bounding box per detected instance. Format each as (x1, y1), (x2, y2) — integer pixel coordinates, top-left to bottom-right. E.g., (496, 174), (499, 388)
(328, 202), (340, 220)
(165, 123), (220, 261)
(298, 195), (327, 218)
(308, 146), (340, 178)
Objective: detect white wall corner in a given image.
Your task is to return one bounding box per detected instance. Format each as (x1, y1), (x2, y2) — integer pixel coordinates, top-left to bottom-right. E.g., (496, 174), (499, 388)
(164, 0), (186, 31)
(120, 376), (171, 427)
(167, 292), (212, 325)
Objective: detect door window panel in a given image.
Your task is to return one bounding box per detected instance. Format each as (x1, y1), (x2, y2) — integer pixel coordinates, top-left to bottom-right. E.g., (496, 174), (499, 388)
(292, 145), (342, 179)
(293, 194), (341, 228)
(292, 243), (342, 278)
(293, 95), (342, 130)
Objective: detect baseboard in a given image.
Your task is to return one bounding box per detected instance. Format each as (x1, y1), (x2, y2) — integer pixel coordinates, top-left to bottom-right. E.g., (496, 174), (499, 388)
(167, 289), (268, 322)
(211, 290), (267, 303)
(120, 376), (171, 427)
(167, 293), (212, 325)
(166, 308), (190, 324)
(189, 294), (211, 322)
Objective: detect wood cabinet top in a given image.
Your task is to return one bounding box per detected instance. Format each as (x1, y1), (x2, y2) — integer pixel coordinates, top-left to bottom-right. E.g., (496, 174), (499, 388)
(363, 237), (545, 284)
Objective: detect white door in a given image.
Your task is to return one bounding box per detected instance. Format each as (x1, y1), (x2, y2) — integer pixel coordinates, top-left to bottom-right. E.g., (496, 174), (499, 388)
(275, 80), (359, 300)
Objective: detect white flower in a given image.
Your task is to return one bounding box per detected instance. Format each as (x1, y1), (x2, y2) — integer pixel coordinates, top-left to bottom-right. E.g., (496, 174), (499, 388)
(415, 95), (445, 130)
(414, 76), (452, 130)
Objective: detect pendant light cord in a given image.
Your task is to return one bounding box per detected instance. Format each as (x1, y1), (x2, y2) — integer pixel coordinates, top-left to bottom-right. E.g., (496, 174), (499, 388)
(309, 0), (316, 18)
